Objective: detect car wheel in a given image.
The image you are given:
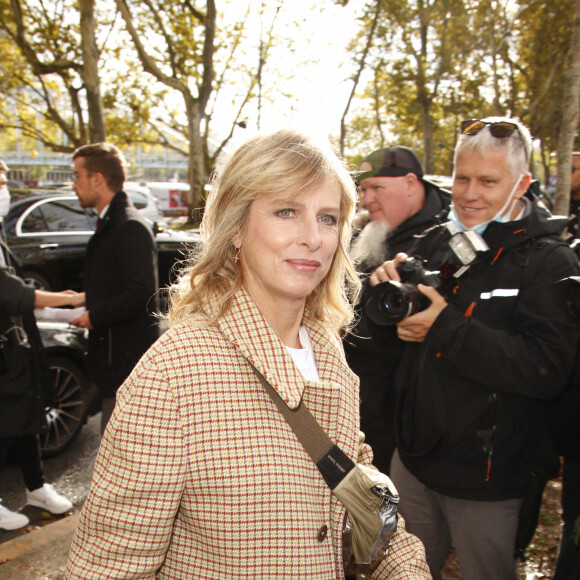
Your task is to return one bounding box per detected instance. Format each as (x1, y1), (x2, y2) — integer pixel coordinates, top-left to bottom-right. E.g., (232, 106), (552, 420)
(21, 271), (52, 291)
(41, 356), (87, 457)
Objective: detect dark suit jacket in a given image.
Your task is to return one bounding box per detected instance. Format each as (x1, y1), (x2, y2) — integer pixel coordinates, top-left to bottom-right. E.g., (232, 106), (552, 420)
(85, 191), (159, 396)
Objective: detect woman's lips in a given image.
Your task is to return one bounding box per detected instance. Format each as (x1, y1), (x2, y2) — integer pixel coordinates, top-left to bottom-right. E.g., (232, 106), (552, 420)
(286, 259), (321, 271)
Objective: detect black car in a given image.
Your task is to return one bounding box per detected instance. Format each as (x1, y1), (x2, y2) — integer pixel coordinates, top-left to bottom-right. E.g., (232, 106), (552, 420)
(37, 318), (92, 457)
(2, 190), (199, 456)
(3, 189), (200, 292)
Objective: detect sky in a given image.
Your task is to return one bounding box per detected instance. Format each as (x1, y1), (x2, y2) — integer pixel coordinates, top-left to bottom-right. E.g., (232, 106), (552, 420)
(92, 0), (368, 154)
(221, 0), (366, 147)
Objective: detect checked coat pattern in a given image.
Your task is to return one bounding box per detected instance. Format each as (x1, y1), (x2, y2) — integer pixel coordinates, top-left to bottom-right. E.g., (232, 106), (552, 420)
(66, 287), (429, 579)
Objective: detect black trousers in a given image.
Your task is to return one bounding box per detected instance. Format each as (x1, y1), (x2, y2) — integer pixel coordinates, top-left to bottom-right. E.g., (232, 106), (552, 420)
(0, 434), (44, 492)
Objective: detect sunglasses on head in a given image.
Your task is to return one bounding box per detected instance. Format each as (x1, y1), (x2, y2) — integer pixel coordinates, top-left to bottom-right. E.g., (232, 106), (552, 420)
(461, 119), (529, 160)
(461, 119), (519, 139)
(461, 119), (520, 138)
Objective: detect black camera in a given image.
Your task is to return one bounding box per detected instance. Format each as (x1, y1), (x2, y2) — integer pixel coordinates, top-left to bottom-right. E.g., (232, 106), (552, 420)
(365, 257), (442, 326)
(363, 228), (490, 326)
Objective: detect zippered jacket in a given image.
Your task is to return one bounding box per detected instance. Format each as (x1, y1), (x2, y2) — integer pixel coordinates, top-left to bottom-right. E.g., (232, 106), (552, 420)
(345, 182), (450, 473)
(396, 192), (580, 500)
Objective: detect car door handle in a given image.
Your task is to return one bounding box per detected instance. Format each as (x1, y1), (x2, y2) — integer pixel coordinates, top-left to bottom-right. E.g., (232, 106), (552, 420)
(40, 243), (59, 249)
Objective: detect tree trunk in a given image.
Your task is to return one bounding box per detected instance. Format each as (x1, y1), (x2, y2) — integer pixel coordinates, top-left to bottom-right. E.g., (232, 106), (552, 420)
(553, 0), (580, 217)
(419, 96), (435, 173)
(340, 3), (379, 155)
(186, 97), (206, 225)
(115, 0), (215, 224)
(79, 0), (106, 143)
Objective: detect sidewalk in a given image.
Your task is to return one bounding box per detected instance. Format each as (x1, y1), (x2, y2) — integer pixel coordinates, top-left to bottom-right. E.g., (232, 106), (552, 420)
(0, 512), (78, 579)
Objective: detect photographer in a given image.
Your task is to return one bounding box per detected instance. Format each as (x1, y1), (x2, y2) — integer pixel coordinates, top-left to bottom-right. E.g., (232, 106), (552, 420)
(372, 118), (580, 579)
(344, 146), (449, 474)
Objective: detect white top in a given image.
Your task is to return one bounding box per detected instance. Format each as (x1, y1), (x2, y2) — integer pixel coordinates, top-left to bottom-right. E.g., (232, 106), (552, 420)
(285, 326), (320, 382)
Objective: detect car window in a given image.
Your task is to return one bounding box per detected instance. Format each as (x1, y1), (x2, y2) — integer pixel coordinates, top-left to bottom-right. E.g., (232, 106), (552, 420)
(20, 206), (50, 233)
(129, 190), (147, 210)
(22, 199), (96, 233)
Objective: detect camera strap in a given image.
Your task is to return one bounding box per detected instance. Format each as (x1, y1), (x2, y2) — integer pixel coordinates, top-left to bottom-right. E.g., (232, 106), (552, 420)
(249, 362), (355, 490)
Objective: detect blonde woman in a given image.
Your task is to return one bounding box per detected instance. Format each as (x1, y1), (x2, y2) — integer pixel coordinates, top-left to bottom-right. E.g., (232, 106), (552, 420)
(66, 129), (429, 579)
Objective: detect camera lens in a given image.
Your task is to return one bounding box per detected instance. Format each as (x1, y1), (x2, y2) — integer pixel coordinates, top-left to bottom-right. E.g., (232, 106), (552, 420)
(364, 258), (441, 325)
(366, 281), (415, 326)
(381, 282), (412, 320)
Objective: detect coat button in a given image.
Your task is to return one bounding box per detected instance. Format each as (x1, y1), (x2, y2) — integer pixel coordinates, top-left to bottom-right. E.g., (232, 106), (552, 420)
(317, 525), (328, 542)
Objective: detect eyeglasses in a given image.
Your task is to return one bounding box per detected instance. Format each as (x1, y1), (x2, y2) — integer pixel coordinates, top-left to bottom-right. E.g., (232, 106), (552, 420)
(461, 119), (520, 139)
(573, 166), (580, 173)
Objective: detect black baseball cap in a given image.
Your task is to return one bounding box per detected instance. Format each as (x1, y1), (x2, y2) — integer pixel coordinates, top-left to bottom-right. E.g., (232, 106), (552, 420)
(356, 146), (424, 182)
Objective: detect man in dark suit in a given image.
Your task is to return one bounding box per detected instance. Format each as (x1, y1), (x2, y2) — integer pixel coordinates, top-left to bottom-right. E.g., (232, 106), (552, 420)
(71, 143), (159, 433)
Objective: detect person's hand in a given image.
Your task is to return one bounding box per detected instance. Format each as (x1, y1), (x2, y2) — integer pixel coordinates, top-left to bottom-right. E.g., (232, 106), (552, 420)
(396, 284), (448, 342)
(57, 290), (86, 307)
(66, 291), (86, 307)
(71, 310), (93, 330)
(369, 253), (408, 287)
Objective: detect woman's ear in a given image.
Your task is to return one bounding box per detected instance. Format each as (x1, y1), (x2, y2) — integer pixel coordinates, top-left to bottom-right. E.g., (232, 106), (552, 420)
(231, 231), (242, 249)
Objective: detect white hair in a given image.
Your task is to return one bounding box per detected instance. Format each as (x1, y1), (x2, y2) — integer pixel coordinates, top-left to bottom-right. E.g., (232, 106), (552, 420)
(453, 116), (532, 181)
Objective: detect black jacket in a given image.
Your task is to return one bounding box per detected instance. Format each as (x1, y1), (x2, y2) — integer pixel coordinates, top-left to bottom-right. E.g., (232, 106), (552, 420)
(85, 191), (159, 397)
(344, 181), (450, 474)
(0, 265), (47, 436)
(396, 192), (580, 500)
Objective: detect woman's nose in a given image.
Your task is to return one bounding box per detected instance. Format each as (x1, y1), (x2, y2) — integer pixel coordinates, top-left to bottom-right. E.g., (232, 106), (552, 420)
(298, 217), (322, 249)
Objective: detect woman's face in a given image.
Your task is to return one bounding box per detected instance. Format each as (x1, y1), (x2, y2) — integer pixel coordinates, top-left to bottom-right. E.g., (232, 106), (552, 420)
(236, 177), (342, 317)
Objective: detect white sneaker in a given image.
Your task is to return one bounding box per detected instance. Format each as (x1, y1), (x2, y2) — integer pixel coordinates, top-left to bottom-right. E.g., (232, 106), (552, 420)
(26, 484), (72, 515)
(0, 504), (30, 530)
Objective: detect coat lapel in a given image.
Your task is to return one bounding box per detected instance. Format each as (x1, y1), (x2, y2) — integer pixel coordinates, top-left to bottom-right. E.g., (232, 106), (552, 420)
(215, 287), (306, 409)
(214, 287), (358, 412)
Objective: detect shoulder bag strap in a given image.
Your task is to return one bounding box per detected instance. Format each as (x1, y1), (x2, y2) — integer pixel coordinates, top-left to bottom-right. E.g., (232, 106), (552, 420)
(249, 362), (355, 490)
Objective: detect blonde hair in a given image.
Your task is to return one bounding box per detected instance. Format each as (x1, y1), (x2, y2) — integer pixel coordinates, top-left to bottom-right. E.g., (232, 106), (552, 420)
(169, 129), (360, 335)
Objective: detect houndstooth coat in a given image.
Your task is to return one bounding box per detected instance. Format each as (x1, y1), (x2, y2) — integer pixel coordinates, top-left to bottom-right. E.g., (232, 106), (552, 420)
(66, 287), (429, 579)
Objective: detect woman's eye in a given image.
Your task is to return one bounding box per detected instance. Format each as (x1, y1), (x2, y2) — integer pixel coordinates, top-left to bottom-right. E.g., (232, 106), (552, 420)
(277, 208), (294, 218)
(320, 214), (338, 225)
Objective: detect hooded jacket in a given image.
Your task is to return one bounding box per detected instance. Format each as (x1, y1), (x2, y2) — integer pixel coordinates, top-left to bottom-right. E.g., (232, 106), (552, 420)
(396, 192), (580, 500)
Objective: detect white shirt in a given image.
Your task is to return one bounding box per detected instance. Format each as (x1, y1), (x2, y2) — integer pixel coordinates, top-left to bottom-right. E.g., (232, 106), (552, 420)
(285, 326), (320, 382)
